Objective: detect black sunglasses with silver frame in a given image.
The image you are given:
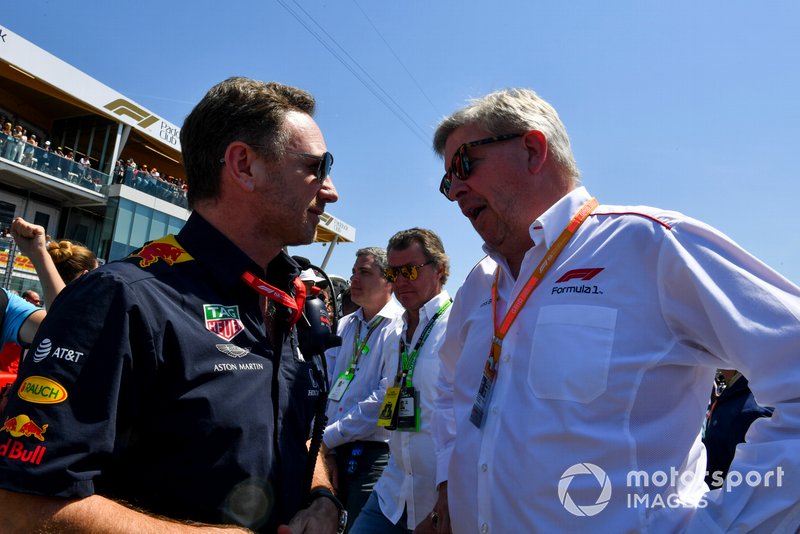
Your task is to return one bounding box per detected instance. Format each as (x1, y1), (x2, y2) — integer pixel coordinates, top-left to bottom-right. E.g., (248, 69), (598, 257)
(218, 144), (334, 184)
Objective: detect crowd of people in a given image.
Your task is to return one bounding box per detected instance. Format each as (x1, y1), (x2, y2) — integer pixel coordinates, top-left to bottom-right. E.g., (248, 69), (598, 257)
(0, 116), (189, 209)
(114, 157), (189, 208)
(0, 78), (797, 534)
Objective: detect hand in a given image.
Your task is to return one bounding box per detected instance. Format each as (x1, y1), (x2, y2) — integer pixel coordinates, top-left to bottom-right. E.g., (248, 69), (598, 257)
(10, 217), (47, 259)
(280, 495), (339, 534)
(414, 482), (451, 534)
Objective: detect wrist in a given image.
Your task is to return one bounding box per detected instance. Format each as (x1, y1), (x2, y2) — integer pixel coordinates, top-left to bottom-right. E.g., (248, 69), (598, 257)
(308, 488), (347, 533)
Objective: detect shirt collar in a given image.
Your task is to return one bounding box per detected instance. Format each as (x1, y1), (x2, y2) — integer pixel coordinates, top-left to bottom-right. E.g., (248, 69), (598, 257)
(176, 212), (300, 291)
(481, 186), (591, 266)
(406, 290), (451, 324)
(355, 298), (404, 324)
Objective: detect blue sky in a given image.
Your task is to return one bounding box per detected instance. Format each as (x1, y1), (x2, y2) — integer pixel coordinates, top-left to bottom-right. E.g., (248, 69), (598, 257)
(4, 1), (800, 290)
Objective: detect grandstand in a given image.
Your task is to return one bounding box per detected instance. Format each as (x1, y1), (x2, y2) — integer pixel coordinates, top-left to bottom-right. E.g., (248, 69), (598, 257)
(0, 25), (354, 294)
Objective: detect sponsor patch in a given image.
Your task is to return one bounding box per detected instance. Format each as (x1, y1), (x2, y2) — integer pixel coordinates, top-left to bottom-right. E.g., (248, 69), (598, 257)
(17, 376), (68, 404)
(129, 235), (192, 268)
(0, 438), (47, 465)
(1, 414), (48, 441)
(32, 338), (52, 363)
(32, 339), (84, 364)
(555, 268), (604, 283)
(215, 344), (250, 358)
(204, 304), (245, 341)
(213, 362), (265, 372)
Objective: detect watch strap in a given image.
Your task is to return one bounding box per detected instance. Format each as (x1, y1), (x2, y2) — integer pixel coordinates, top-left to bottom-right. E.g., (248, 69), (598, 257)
(308, 488), (347, 533)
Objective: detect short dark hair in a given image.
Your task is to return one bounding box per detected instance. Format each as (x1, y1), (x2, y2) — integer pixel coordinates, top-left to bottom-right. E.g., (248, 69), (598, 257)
(180, 77), (316, 208)
(387, 228), (449, 285)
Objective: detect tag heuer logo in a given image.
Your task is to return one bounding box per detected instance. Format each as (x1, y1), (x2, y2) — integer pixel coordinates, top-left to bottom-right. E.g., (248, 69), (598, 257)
(203, 304), (245, 341)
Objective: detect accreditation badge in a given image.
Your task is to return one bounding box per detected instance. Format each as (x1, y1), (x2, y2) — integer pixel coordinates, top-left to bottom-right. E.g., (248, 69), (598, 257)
(396, 387), (420, 432)
(328, 371), (353, 402)
(377, 386), (401, 429)
(469, 371), (495, 429)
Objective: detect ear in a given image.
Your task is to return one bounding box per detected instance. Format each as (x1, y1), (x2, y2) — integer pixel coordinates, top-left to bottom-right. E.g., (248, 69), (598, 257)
(523, 130), (548, 175)
(220, 141), (259, 193)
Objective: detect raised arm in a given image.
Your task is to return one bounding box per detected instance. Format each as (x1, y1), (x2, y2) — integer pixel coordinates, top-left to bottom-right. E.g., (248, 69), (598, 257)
(10, 217), (66, 309)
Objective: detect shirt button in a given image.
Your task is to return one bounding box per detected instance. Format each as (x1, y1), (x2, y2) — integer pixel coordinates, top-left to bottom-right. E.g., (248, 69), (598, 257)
(481, 523), (489, 534)
(503, 354), (510, 363)
(491, 406), (498, 416)
(481, 463), (488, 472)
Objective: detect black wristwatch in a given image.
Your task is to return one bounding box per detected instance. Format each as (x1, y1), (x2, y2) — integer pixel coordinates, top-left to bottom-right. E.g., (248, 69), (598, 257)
(308, 488), (347, 533)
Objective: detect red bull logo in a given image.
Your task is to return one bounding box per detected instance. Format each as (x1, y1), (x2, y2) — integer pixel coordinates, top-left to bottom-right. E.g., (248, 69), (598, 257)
(1, 414), (48, 441)
(17, 376), (68, 404)
(129, 235), (191, 268)
(0, 438), (46, 465)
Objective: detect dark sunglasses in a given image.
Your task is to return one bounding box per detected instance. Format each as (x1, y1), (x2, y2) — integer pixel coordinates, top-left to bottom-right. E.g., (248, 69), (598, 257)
(439, 133), (522, 200)
(383, 261), (433, 282)
(287, 151), (334, 184)
(219, 145), (333, 185)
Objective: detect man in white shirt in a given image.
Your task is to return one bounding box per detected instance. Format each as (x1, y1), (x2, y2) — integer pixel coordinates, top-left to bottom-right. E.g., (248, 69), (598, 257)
(428, 88), (800, 533)
(351, 228), (452, 534)
(323, 247), (403, 530)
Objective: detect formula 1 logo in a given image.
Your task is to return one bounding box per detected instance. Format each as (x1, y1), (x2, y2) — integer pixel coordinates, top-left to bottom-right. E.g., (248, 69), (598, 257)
(555, 268), (604, 283)
(103, 98), (160, 128)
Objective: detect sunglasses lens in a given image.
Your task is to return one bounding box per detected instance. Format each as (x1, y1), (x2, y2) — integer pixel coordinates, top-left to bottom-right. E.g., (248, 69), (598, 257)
(454, 146), (467, 180)
(384, 268), (397, 282)
(440, 175), (451, 197)
(316, 152), (333, 183)
(401, 266), (418, 281)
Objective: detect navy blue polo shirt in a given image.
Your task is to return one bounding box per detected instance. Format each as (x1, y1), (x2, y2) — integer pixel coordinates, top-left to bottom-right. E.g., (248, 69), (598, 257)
(0, 213), (322, 531)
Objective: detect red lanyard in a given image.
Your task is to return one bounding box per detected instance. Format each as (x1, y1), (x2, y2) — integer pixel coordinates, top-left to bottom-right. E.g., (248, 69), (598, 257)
(485, 197), (598, 381)
(241, 271), (307, 326)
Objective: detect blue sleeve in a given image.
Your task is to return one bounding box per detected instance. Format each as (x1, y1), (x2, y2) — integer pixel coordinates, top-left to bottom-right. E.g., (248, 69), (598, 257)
(2, 289), (39, 346)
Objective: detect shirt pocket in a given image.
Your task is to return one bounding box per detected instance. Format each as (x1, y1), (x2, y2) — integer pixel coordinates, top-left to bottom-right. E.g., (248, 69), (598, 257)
(527, 305), (617, 403)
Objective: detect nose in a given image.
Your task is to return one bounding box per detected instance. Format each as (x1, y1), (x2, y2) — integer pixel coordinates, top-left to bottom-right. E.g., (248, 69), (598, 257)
(319, 175), (339, 203)
(447, 174), (469, 201)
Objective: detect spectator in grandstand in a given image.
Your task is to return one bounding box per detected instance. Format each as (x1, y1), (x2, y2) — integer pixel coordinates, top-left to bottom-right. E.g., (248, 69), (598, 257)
(22, 135), (37, 166)
(38, 141), (53, 172)
(10, 217), (98, 309)
(79, 154), (90, 174)
(0, 122), (11, 157)
(114, 158), (125, 183)
(16, 135), (27, 163)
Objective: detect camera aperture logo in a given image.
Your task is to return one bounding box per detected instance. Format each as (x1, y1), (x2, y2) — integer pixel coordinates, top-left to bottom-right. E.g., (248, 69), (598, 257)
(558, 463), (612, 516)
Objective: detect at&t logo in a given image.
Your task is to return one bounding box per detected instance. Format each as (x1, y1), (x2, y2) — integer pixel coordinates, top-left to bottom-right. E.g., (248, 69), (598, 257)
(558, 462), (612, 517)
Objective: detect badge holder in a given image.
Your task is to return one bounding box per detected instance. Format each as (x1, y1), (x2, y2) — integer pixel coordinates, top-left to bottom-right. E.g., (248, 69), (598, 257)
(396, 386), (420, 432)
(328, 371), (353, 402)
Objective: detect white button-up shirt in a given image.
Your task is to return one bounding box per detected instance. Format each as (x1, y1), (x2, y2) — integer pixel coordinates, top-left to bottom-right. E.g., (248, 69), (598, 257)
(373, 291), (451, 529)
(433, 187), (800, 533)
(323, 299), (403, 448)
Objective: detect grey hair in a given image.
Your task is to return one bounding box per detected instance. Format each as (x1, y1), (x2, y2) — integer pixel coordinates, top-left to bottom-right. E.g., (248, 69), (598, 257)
(356, 247), (388, 272)
(433, 88), (580, 184)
